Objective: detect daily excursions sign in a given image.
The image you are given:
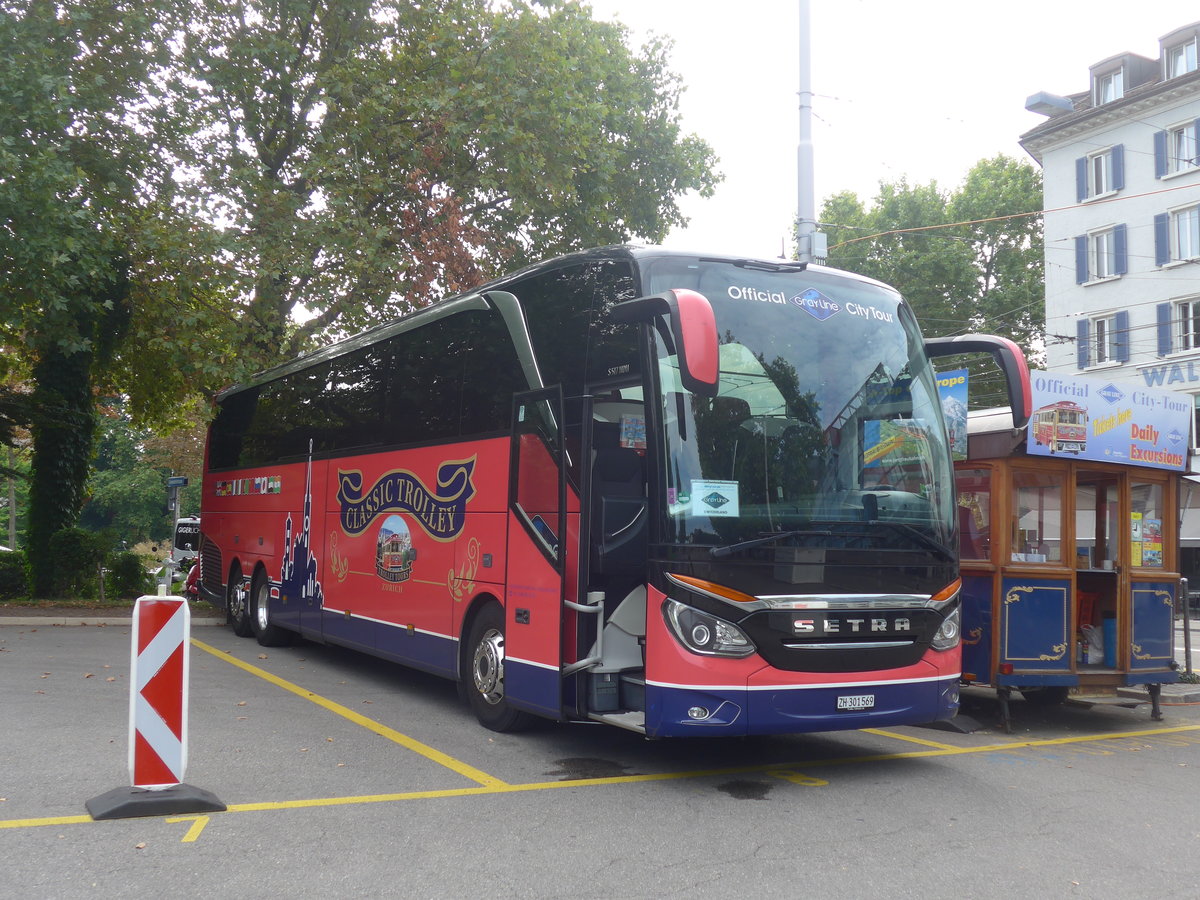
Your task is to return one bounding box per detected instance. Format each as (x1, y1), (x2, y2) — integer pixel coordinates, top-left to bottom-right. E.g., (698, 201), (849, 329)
(1026, 371), (1190, 471)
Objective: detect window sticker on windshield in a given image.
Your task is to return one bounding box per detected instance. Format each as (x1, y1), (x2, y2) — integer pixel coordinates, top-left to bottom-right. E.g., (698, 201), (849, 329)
(620, 414), (647, 449)
(691, 480), (739, 518)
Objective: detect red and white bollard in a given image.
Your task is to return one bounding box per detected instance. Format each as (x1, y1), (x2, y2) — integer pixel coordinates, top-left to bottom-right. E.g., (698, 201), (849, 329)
(129, 596), (190, 788)
(86, 595), (224, 820)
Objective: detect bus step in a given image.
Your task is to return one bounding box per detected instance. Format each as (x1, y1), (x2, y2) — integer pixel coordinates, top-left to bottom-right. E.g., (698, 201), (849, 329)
(619, 672), (646, 710)
(587, 710), (646, 734)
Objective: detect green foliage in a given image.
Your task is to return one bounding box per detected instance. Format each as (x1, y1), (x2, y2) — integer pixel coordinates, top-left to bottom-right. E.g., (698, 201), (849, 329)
(79, 402), (184, 545)
(0, 549), (29, 601)
(173, 0), (719, 362)
(41, 527), (112, 599)
(107, 551), (152, 599)
(1, 0), (719, 592)
(820, 156), (1044, 408)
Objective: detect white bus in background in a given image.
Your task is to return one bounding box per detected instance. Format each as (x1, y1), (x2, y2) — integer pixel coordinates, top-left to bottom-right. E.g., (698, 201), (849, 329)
(171, 516), (201, 573)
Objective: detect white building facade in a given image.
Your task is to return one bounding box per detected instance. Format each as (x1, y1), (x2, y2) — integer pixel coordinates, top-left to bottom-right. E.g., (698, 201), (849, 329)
(1021, 21), (1200, 561)
(1024, 23), (1200, 406)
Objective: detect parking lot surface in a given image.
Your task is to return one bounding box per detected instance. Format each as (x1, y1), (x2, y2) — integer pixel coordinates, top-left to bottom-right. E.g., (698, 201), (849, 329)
(4, 620), (1200, 899)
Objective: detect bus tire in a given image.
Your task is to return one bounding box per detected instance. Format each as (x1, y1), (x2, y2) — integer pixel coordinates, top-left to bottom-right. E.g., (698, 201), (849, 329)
(462, 603), (532, 732)
(251, 568), (292, 647)
(228, 565), (253, 638)
(1020, 686), (1069, 706)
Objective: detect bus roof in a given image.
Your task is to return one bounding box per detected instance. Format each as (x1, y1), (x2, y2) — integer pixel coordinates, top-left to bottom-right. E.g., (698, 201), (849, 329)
(216, 245), (899, 401)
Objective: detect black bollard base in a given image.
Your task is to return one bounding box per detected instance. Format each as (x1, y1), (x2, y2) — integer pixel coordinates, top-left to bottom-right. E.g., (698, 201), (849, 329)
(86, 783), (226, 820)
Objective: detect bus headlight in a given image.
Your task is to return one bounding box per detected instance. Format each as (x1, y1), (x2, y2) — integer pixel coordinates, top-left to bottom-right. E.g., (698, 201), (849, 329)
(931, 604), (960, 651)
(664, 598), (755, 658)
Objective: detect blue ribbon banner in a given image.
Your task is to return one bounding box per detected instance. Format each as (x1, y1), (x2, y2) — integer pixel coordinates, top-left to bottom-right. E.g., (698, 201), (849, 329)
(338, 457), (476, 540)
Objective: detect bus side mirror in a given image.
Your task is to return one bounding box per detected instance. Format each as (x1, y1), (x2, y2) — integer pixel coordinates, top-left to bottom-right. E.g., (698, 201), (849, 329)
(924, 334), (1033, 429)
(612, 289), (719, 397)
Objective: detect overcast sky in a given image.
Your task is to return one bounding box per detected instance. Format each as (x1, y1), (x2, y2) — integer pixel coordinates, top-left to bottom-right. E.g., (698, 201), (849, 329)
(584, 0), (1200, 257)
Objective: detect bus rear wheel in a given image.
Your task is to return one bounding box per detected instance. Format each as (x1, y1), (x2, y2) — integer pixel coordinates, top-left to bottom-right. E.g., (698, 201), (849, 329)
(251, 569), (291, 647)
(462, 604), (532, 732)
(228, 566), (253, 638)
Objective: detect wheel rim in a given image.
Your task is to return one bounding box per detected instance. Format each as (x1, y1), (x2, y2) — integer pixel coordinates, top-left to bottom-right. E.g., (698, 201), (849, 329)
(472, 627), (505, 706)
(230, 579), (247, 621)
(254, 581), (270, 631)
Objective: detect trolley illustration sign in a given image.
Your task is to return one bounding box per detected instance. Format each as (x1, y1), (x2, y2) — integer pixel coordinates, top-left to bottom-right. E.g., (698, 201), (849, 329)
(1025, 371), (1190, 471)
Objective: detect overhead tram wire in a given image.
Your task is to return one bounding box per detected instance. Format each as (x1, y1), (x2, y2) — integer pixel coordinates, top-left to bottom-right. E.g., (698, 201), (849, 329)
(825, 177), (1200, 252)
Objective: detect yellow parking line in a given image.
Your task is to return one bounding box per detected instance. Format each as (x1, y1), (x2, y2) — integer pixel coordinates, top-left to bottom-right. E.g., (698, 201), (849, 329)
(2, 723), (1198, 832)
(191, 638), (507, 789)
(860, 728), (959, 751)
(0, 814), (92, 831)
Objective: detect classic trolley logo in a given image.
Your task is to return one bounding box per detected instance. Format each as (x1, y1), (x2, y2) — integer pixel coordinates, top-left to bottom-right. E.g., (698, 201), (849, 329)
(338, 457), (476, 541)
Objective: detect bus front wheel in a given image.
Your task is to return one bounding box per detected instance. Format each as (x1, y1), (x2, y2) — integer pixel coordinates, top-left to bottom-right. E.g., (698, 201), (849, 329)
(462, 604), (532, 733)
(251, 569), (291, 647)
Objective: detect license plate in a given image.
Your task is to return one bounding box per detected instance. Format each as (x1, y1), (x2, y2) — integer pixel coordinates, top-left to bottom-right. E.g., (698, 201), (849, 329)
(837, 694), (875, 710)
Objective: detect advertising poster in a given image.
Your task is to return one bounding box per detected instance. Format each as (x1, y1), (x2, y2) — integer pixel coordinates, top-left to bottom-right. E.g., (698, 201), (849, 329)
(935, 369), (969, 461)
(1025, 371), (1191, 472)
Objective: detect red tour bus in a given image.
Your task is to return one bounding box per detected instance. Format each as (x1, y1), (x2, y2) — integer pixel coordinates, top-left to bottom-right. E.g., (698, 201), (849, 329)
(1031, 400), (1088, 454)
(200, 247), (1031, 736)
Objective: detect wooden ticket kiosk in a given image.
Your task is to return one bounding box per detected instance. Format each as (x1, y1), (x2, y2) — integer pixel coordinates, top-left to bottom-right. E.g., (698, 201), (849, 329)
(956, 407), (1181, 729)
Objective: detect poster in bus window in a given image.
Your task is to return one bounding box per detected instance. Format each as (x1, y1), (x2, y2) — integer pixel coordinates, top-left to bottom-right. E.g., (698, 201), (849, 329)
(1025, 371), (1190, 472)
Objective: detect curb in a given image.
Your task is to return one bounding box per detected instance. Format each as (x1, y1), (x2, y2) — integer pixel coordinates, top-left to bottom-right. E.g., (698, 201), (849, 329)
(1116, 684), (1200, 704)
(0, 617), (226, 627)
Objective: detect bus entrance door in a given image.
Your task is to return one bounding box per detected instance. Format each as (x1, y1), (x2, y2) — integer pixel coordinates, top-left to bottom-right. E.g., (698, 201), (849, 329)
(504, 388), (568, 719)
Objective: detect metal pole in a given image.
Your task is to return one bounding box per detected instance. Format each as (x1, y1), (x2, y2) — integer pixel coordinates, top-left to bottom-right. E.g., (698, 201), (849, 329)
(796, 0), (815, 264)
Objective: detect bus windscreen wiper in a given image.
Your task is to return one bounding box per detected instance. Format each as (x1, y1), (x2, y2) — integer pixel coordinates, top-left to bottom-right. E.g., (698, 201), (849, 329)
(709, 521), (955, 561)
(865, 520), (956, 562)
(710, 530), (819, 558)
(699, 257), (808, 273)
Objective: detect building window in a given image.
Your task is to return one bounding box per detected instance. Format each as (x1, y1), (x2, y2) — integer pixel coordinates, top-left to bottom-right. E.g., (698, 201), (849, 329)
(1167, 37), (1198, 79)
(1076, 146), (1124, 201)
(1093, 314), (1118, 363)
(1092, 230), (1117, 280)
(1168, 123), (1198, 173)
(1077, 310), (1129, 368)
(1179, 298), (1200, 352)
(1193, 394), (1200, 448)
(1155, 121), (1200, 178)
(1094, 68), (1124, 105)
(1075, 224), (1127, 283)
(1173, 205), (1200, 261)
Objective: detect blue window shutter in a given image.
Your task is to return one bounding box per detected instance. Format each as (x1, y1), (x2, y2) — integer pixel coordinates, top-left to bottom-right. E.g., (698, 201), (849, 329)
(1114, 223), (1128, 274)
(1155, 213), (1170, 265)
(1077, 319), (1091, 369)
(1075, 235), (1089, 283)
(1115, 310), (1130, 362)
(1112, 145), (1125, 191)
(1194, 120), (1200, 162)
(1154, 130), (1168, 178)
(1076, 157), (1088, 201)
(1158, 302), (1173, 356)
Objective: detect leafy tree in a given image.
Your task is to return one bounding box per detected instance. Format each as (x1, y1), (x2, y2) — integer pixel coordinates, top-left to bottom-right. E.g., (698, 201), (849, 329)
(0, 2), (188, 593)
(819, 155), (1043, 408)
(2, 0), (715, 594)
(172, 0), (719, 362)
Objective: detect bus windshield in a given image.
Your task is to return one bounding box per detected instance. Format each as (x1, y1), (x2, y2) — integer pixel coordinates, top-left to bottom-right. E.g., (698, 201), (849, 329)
(643, 257), (954, 562)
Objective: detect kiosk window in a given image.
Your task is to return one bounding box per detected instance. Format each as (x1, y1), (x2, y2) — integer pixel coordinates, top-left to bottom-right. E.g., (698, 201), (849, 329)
(956, 468), (992, 560)
(1131, 481), (1164, 568)
(1011, 471), (1062, 563)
